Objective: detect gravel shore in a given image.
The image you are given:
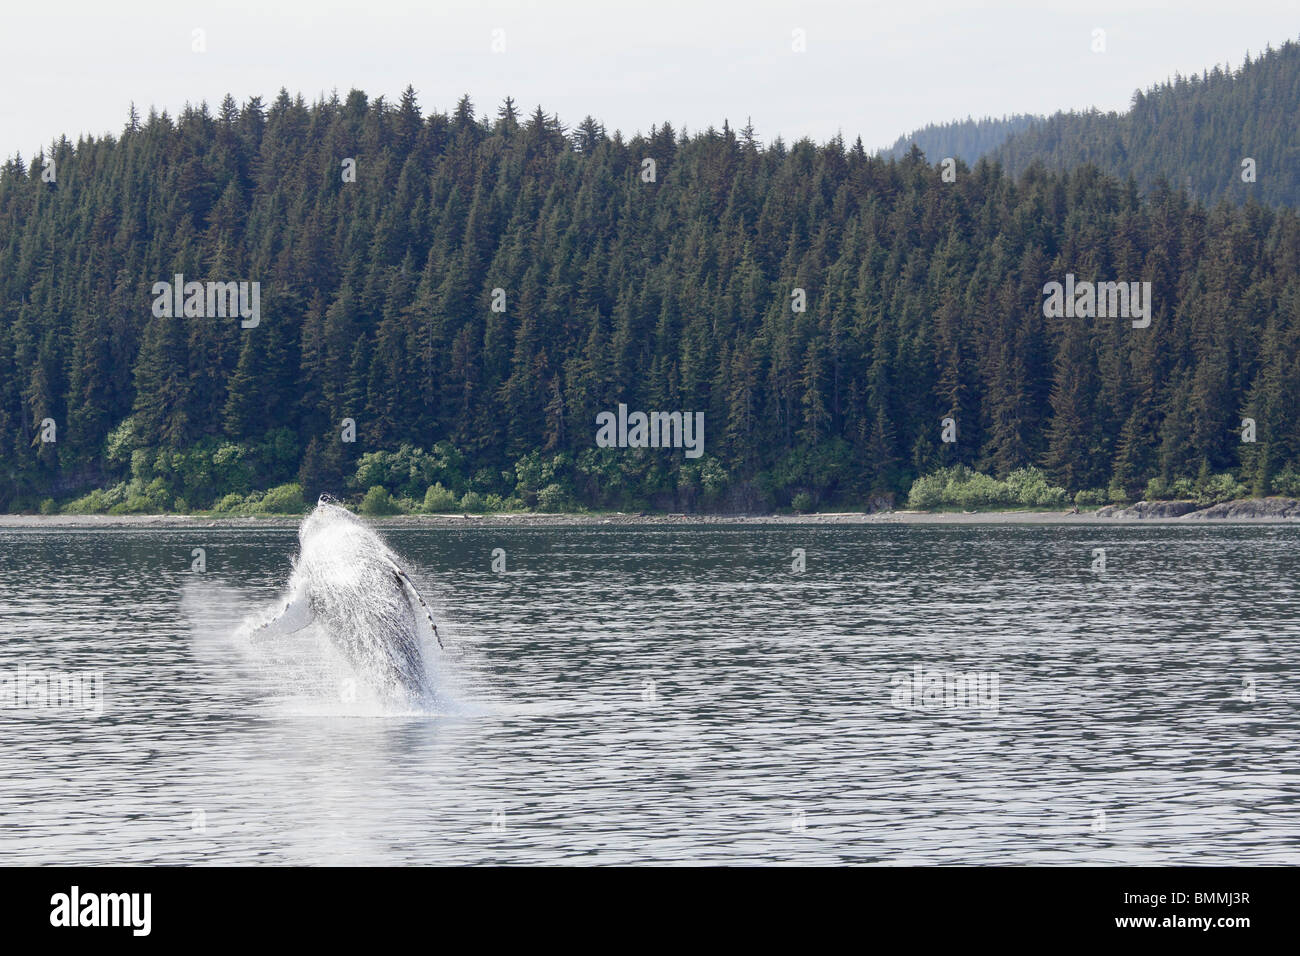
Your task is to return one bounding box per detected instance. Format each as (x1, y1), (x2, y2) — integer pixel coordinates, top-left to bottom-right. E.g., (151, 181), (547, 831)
(3, 501), (1299, 529)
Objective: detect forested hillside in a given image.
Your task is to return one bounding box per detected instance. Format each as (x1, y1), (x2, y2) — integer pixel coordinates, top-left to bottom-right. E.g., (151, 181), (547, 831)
(878, 114), (1040, 165)
(2, 88), (1300, 514)
(992, 39), (1300, 208)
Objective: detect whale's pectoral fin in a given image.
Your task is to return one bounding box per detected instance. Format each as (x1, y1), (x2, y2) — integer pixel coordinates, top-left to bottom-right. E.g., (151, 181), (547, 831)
(387, 558), (444, 650)
(255, 592), (315, 637)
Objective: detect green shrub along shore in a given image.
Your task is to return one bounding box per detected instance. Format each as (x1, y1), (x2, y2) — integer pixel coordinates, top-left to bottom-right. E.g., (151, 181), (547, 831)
(21, 425), (1284, 516)
(35, 429), (720, 517)
(903, 464), (1264, 511)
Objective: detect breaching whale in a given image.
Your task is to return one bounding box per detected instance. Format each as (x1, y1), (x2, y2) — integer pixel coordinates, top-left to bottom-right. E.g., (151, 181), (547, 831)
(255, 497), (442, 703)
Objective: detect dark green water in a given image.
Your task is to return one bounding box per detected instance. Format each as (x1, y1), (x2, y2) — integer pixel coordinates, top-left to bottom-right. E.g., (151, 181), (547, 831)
(1, 522), (1297, 863)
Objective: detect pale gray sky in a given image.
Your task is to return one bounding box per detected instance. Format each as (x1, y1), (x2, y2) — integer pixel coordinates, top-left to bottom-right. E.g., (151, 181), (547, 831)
(3, 0), (1298, 161)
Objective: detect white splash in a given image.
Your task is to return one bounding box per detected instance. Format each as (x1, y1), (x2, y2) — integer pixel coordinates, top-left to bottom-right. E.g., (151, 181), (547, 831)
(237, 498), (448, 714)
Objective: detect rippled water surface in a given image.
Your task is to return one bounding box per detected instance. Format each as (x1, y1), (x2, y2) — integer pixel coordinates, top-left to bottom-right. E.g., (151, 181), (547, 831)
(1, 522), (1298, 864)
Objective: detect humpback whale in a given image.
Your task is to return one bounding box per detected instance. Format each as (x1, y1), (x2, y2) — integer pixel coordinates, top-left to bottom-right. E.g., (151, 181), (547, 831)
(255, 497), (442, 703)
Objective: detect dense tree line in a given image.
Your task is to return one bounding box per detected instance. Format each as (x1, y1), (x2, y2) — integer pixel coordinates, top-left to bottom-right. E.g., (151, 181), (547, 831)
(878, 114), (1040, 166)
(992, 39), (1300, 208)
(2, 86), (1300, 514)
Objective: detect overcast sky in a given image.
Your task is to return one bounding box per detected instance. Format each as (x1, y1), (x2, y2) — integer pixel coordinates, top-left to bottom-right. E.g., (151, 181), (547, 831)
(3, 0), (1298, 161)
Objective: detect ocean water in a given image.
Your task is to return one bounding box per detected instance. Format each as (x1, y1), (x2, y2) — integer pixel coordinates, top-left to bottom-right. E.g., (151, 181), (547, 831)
(1, 522), (1297, 865)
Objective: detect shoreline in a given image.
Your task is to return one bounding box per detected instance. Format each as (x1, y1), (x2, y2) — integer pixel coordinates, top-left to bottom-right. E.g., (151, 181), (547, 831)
(2, 507), (1298, 529)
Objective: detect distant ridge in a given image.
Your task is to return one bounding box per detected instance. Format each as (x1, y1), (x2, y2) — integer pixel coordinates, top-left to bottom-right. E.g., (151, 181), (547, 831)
(990, 38), (1300, 207)
(878, 114), (1041, 165)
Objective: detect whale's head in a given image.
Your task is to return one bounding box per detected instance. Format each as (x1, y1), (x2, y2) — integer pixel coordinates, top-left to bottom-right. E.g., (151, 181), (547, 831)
(298, 494), (363, 549)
